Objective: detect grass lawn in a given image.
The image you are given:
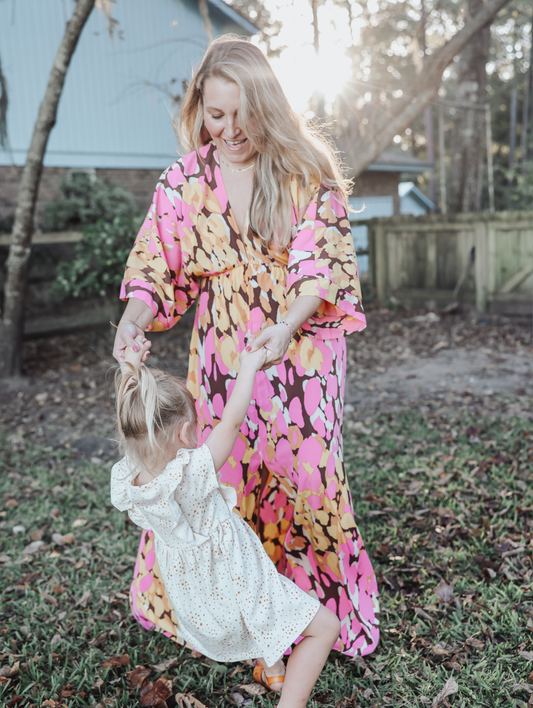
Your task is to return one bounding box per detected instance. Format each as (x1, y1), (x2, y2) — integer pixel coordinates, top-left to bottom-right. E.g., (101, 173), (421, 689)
(1, 402), (532, 707)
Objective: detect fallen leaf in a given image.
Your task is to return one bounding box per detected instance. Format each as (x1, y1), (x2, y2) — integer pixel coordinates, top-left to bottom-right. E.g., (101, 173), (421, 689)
(72, 518), (87, 528)
(23, 540), (44, 555)
(91, 678), (104, 690)
(52, 533), (65, 545)
(50, 508), (61, 519)
(140, 678), (173, 707)
(520, 652), (533, 661)
(474, 554), (500, 572)
(76, 589), (91, 607)
(175, 693), (209, 708)
(151, 657), (180, 672)
(42, 592), (58, 607)
(95, 700), (115, 708)
(60, 683), (76, 698)
(432, 677), (459, 706)
(42, 700), (64, 708)
(0, 662), (20, 679)
(53, 584), (64, 595)
(50, 634), (62, 650)
(512, 683), (533, 694)
(30, 529), (44, 541)
(431, 642), (451, 657)
(465, 637), (485, 649)
(103, 654), (130, 669)
(61, 532), (75, 544)
(240, 682), (268, 696)
(434, 578), (454, 603)
(127, 666), (151, 689)
(6, 697), (25, 708)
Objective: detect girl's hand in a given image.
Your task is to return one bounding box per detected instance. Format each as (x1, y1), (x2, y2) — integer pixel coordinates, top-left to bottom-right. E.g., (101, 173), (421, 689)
(239, 345), (270, 371)
(122, 335), (152, 369)
(249, 324), (292, 369)
(113, 319), (147, 363)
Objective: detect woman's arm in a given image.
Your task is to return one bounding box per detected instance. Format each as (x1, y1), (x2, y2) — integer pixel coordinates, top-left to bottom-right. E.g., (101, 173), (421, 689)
(250, 295), (322, 368)
(112, 298), (154, 363)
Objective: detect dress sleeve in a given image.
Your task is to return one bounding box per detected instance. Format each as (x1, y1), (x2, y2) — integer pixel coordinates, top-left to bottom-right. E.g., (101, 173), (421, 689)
(287, 183), (366, 339)
(120, 165), (200, 332)
(110, 461), (152, 531)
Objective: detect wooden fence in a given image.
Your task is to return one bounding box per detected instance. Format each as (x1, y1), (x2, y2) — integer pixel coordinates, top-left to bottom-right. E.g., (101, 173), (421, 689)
(367, 211), (533, 315)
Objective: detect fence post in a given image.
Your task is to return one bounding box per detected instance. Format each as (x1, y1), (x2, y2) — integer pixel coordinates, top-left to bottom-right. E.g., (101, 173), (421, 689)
(374, 222), (388, 305)
(475, 218), (488, 313)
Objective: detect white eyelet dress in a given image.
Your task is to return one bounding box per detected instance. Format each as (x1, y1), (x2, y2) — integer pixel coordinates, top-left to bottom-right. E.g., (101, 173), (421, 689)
(110, 444), (320, 666)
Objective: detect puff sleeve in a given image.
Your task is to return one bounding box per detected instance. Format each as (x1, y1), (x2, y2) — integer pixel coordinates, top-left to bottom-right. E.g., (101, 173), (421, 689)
(120, 162), (200, 332)
(287, 183), (366, 339)
(110, 460), (151, 531)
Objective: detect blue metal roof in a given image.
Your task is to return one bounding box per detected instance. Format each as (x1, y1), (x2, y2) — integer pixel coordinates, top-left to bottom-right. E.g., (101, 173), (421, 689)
(0, 0), (257, 170)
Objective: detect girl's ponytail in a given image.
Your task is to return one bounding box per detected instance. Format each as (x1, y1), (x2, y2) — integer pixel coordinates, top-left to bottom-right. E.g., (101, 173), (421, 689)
(115, 363), (196, 472)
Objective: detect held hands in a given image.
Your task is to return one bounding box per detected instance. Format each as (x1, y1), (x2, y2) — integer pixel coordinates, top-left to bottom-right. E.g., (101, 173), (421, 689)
(121, 334), (152, 371)
(113, 319), (148, 363)
(239, 344), (271, 371)
(248, 323), (293, 369)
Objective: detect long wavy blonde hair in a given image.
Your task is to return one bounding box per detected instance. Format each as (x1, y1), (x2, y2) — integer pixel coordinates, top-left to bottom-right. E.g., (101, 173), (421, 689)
(178, 36), (351, 250)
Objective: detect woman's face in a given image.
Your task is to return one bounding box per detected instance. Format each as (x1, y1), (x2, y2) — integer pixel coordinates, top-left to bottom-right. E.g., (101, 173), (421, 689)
(202, 77), (257, 168)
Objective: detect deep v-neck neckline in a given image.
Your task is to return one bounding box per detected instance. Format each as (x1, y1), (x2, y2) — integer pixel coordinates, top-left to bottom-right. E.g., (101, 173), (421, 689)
(213, 147), (252, 239)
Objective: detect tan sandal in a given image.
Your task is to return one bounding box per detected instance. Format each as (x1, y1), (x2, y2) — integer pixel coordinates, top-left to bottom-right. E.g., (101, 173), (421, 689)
(252, 663), (285, 691)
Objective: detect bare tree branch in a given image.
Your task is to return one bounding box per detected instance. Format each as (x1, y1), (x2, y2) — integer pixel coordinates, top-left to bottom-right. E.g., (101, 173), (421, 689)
(198, 0), (214, 43)
(347, 0), (513, 177)
(0, 0), (97, 377)
(0, 51), (8, 151)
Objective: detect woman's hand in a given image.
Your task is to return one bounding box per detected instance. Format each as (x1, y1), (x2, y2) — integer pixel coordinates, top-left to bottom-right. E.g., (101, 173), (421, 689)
(249, 324), (292, 369)
(112, 299), (154, 363)
(113, 319), (146, 363)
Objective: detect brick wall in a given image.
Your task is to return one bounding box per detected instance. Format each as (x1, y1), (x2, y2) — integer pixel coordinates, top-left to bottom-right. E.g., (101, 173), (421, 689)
(0, 165), (165, 225)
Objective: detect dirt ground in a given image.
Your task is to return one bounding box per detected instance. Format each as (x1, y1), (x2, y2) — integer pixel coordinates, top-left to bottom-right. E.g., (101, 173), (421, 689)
(0, 307), (531, 463)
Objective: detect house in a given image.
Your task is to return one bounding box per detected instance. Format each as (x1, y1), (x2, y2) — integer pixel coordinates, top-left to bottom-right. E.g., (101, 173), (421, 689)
(348, 154), (434, 274)
(0, 0), (257, 223)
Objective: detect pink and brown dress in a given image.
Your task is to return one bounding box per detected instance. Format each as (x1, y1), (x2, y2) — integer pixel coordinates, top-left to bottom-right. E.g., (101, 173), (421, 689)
(120, 141), (380, 657)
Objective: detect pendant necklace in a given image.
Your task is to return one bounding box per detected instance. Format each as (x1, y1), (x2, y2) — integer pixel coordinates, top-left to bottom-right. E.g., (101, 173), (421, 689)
(220, 155), (256, 173)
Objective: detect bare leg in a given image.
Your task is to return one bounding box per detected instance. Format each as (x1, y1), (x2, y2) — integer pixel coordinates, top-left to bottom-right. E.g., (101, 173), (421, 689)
(276, 605), (340, 708)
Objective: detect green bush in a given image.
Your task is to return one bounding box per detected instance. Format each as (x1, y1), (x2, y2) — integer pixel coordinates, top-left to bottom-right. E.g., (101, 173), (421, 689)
(51, 215), (139, 300)
(42, 169), (137, 232)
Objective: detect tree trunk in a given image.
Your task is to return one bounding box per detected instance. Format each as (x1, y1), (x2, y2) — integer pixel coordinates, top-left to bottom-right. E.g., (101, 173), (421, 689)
(0, 0), (96, 378)
(447, 0), (491, 213)
(347, 0), (511, 179)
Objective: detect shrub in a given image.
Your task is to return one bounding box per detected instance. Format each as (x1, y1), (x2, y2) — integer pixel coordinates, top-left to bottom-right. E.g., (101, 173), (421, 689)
(51, 216), (139, 300)
(42, 169), (137, 232)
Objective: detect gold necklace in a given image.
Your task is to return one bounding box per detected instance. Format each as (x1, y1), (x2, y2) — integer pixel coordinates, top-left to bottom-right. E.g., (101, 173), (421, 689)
(220, 155), (256, 173)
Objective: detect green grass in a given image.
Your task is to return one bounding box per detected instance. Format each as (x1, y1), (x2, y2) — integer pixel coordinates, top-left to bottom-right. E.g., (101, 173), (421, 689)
(1, 405), (532, 707)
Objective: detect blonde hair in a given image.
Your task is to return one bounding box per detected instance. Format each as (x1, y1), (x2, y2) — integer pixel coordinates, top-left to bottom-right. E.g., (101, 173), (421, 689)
(178, 36), (351, 250)
(115, 364), (197, 473)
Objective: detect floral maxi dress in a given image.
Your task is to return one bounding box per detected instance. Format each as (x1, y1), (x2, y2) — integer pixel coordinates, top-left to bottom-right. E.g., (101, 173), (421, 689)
(120, 142), (380, 657)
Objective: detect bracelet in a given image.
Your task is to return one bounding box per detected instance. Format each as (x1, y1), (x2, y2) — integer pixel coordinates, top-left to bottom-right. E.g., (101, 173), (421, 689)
(281, 320), (295, 338)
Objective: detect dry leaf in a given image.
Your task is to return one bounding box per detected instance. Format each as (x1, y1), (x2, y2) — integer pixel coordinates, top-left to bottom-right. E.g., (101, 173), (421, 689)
(60, 684), (76, 698)
(151, 657), (180, 672)
(30, 529), (44, 541)
(175, 693), (208, 708)
(140, 678), (173, 707)
(127, 666), (151, 689)
(76, 589), (92, 607)
(72, 518), (87, 528)
(434, 578), (454, 603)
(432, 677), (459, 706)
(465, 637), (485, 649)
(23, 540), (44, 555)
(95, 700), (115, 708)
(61, 532), (75, 544)
(103, 654), (130, 669)
(512, 683), (533, 694)
(240, 682), (268, 696)
(91, 678), (104, 690)
(520, 651), (533, 661)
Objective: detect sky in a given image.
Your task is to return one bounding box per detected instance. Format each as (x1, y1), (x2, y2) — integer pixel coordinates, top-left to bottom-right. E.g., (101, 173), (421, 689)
(258, 0), (360, 114)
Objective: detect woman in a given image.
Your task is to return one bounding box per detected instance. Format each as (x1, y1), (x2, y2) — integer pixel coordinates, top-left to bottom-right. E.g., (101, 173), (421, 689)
(113, 36), (379, 661)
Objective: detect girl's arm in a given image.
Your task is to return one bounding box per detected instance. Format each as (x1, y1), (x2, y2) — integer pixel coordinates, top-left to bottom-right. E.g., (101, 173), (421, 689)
(206, 347), (268, 472)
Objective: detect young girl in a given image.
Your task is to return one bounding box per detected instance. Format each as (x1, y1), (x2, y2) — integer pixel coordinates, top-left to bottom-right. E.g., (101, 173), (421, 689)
(110, 336), (340, 707)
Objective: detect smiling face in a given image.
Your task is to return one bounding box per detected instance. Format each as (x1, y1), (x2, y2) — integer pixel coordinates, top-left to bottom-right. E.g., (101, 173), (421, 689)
(202, 77), (258, 169)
